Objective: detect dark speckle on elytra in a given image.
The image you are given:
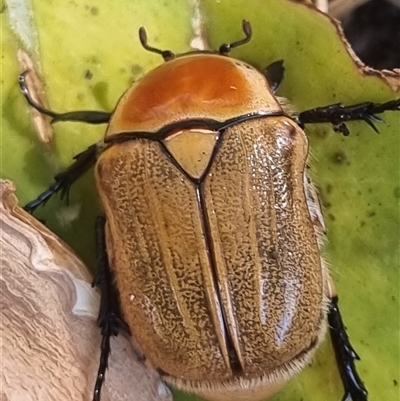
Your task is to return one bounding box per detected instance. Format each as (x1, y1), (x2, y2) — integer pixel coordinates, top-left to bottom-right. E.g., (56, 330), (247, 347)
(360, 220), (366, 227)
(367, 210), (376, 218)
(332, 150), (346, 164)
(394, 379), (398, 387)
(394, 187), (400, 199)
(91, 6), (99, 15)
(328, 213), (335, 221)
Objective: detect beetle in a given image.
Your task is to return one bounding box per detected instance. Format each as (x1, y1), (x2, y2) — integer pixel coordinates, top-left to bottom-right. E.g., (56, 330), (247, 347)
(19, 20), (400, 401)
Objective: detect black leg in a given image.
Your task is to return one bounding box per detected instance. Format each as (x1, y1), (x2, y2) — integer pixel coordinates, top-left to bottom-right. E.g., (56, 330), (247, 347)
(328, 295), (368, 401)
(298, 99), (400, 135)
(19, 72), (111, 124)
(263, 60), (285, 93)
(92, 216), (130, 401)
(24, 144), (99, 212)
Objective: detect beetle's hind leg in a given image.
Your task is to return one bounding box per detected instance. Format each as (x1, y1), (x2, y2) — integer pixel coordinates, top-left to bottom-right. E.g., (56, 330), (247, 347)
(298, 98), (400, 135)
(24, 143), (100, 212)
(327, 287), (368, 401)
(19, 72), (111, 124)
(92, 216), (130, 401)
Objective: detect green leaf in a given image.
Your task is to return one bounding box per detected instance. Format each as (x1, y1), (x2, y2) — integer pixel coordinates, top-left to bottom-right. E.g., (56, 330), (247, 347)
(2, 0), (194, 268)
(2, 1), (399, 401)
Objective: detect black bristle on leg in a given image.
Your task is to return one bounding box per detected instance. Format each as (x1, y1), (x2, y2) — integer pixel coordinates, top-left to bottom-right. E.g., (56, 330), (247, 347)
(328, 296), (368, 401)
(298, 98), (400, 135)
(24, 144), (98, 213)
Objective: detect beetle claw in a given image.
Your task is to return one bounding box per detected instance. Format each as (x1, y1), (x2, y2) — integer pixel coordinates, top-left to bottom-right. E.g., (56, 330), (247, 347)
(363, 116), (379, 133)
(341, 392), (352, 401)
(368, 114), (383, 123)
(344, 343), (360, 360)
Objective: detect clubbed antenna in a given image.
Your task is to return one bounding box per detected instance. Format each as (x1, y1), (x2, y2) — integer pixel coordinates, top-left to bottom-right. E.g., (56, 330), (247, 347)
(139, 27), (175, 61)
(218, 20), (252, 55)
(139, 20), (253, 61)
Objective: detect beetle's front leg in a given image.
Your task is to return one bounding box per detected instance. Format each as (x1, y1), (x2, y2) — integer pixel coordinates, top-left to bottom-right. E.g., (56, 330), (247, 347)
(327, 284), (368, 401)
(298, 99), (400, 135)
(24, 143), (100, 212)
(19, 72), (111, 124)
(92, 216), (130, 401)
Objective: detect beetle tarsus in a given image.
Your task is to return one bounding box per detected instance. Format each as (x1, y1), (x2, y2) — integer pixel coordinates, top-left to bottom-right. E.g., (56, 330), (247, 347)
(93, 329), (111, 401)
(328, 296), (368, 401)
(24, 144), (99, 212)
(92, 216), (130, 401)
(19, 72), (111, 124)
(298, 98), (400, 135)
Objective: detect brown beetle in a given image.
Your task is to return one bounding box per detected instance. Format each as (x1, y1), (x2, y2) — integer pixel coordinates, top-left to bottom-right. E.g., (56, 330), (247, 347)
(20, 20), (400, 401)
